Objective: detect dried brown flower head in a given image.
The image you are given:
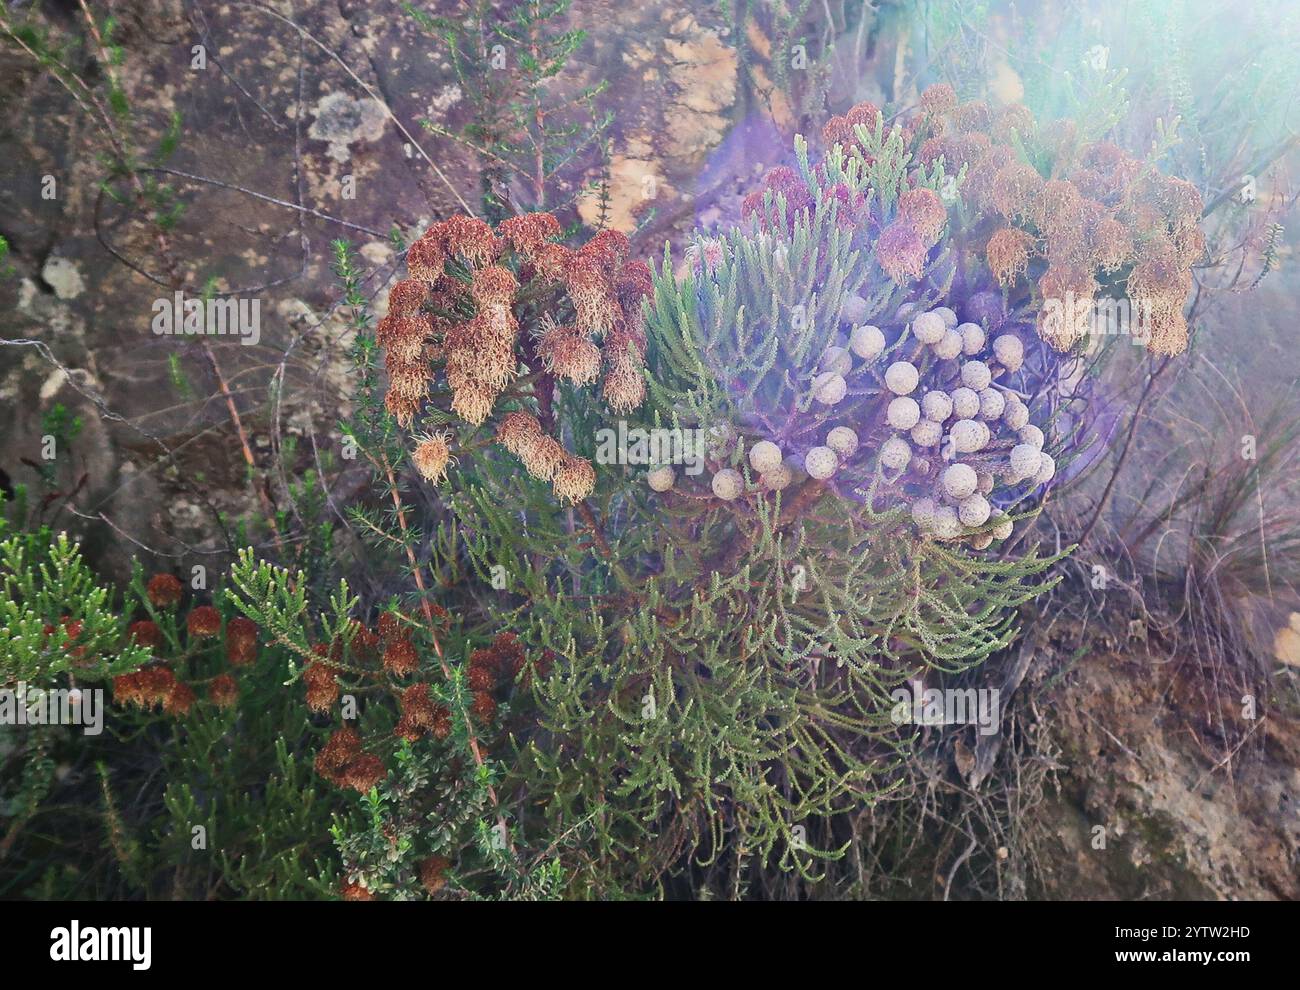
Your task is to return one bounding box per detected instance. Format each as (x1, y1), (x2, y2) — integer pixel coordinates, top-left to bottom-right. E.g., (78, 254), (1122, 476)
(875, 221), (927, 284)
(146, 573), (183, 608)
(898, 187), (948, 246)
(163, 681), (196, 716)
(208, 673), (240, 709)
(990, 162), (1045, 222)
(383, 637), (419, 677)
(412, 432), (454, 484)
(552, 454), (597, 504)
(225, 616), (258, 666)
(126, 620), (161, 649)
(186, 605), (221, 639)
(986, 227), (1037, 287)
(303, 660), (340, 713)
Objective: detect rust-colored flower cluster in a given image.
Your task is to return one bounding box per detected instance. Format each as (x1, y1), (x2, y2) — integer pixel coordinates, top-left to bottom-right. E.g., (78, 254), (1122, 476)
(903, 86), (1204, 355)
(395, 682), (451, 741)
(314, 725), (387, 793)
(376, 214), (651, 440)
(114, 579), (264, 715)
(304, 641), (343, 713)
(496, 411), (596, 504)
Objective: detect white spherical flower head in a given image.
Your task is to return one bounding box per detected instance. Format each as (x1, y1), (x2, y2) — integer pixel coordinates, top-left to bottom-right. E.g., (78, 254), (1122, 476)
(978, 388), (1005, 420)
(933, 306), (958, 329)
(933, 506), (962, 540)
(813, 371), (847, 405)
(921, 390), (953, 422)
(1019, 424), (1044, 450)
(820, 345), (853, 376)
(849, 324), (886, 360)
(933, 329), (963, 360)
(910, 420), (942, 447)
(976, 470), (995, 495)
(911, 311), (947, 344)
(957, 322), (986, 356)
(647, 466), (675, 492)
(887, 396), (921, 430)
(1003, 400), (1030, 430)
(826, 426), (859, 458)
(950, 387), (980, 420)
(942, 463), (978, 500)
(950, 419), (985, 453)
(762, 463), (794, 491)
(958, 493), (991, 528)
(993, 334), (1024, 371)
(975, 420), (992, 449)
(1034, 452), (1056, 485)
(1009, 443), (1042, 479)
(840, 294), (870, 325)
(991, 512), (1014, 541)
(748, 439), (784, 474)
(960, 360), (992, 391)
(884, 361), (919, 395)
(969, 531), (994, 550)
(805, 445), (839, 480)
(879, 436), (912, 471)
(911, 496), (939, 530)
(711, 468), (744, 500)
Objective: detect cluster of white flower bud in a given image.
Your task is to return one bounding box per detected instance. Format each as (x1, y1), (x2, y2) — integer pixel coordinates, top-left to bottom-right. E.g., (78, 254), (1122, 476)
(873, 305), (1050, 546)
(645, 298), (1049, 552)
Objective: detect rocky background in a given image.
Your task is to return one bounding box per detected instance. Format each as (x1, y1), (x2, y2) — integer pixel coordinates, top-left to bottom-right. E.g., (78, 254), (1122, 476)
(0, 0), (1296, 898)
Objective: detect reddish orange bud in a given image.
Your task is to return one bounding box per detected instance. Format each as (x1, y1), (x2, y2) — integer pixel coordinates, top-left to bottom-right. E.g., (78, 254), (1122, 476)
(147, 573), (183, 608)
(186, 606), (221, 639)
(126, 620), (162, 649)
(225, 616), (258, 666)
(208, 674), (240, 709)
(164, 681), (196, 716)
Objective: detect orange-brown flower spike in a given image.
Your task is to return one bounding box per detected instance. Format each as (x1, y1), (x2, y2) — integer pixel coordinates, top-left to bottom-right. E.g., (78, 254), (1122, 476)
(537, 321), (602, 386)
(126, 620), (161, 649)
(383, 637), (419, 676)
(986, 227), (1036, 287)
(386, 278), (429, 317)
(303, 660), (340, 713)
(163, 681), (196, 717)
(990, 162), (1046, 222)
(315, 726), (362, 779)
(412, 433), (454, 484)
(208, 674), (240, 709)
(186, 605), (221, 639)
(224, 616), (258, 666)
(499, 212), (562, 256)
(875, 221), (927, 284)
(552, 455), (597, 504)
(405, 236), (447, 282)
(440, 216), (502, 268)
(898, 187), (948, 246)
(496, 412), (544, 455)
(146, 573), (183, 608)
(340, 753), (386, 793)
(919, 83), (958, 117)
